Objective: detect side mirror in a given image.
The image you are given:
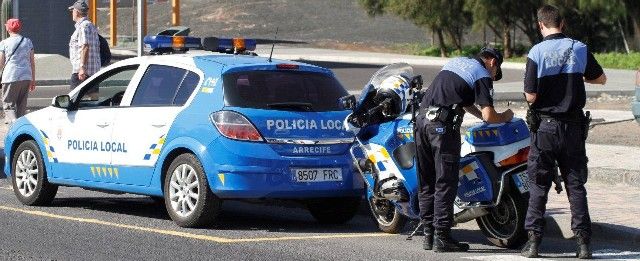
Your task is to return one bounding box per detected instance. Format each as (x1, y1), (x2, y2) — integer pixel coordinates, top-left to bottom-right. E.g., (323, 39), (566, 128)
(52, 95), (71, 109)
(338, 95), (357, 110)
(411, 75), (423, 91)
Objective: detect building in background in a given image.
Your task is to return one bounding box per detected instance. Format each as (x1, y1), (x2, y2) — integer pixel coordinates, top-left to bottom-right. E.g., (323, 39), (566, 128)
(2, 0), (75, 56)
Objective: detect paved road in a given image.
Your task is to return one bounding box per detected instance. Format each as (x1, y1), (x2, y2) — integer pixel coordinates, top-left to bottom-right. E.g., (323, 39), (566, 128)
(0, 179), (638, 260)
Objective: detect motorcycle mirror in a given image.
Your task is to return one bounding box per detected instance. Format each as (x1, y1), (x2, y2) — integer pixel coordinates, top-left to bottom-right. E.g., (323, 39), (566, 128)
(411, 75), (423, 90)
(338, 95), (357, 110)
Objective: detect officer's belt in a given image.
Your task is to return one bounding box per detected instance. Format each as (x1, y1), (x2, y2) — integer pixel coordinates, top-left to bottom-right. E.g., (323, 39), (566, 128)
(538, 110), (584, 122)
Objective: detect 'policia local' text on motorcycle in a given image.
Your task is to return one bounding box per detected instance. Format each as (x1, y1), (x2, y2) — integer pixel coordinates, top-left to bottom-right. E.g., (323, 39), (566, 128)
(343, 63), (531, 248)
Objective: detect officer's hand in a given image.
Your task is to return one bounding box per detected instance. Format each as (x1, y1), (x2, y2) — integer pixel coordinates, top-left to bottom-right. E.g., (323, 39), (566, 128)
(502, 109), (514, 122)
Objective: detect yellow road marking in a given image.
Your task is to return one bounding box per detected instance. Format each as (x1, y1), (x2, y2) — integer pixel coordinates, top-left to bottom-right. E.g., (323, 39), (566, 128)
(0, 205), (392, 243)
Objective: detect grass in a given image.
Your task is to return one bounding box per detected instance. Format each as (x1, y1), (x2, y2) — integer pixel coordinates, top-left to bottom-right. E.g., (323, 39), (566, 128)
(401, 44), (640, 70)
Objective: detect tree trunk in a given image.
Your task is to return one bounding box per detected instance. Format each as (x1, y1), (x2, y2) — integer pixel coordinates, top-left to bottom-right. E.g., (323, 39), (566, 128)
(447, 29), (462, 52)
(435, 28), (448, 57)
(503, 24), (512, 58)
(630, 15), (640, 51)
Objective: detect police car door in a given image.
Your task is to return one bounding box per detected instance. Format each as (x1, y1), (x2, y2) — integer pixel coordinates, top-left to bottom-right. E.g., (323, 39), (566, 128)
(47, 65), (142, 181)
(110, 63), (201, 186)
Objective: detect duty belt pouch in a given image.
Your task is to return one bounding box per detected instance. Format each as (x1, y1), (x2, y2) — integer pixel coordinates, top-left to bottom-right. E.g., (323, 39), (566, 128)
(426, 106), (444, 122)
(526, 109), (541, 133)
(582, 111), (592, 140)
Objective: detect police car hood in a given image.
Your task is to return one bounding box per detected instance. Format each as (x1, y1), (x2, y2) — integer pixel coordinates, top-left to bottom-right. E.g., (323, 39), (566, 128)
(234, 107), (354, 156)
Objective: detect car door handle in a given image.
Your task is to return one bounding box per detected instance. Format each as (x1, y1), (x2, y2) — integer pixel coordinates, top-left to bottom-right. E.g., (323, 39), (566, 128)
(151, 123), (166, 128)
(96, 122), (110, 128)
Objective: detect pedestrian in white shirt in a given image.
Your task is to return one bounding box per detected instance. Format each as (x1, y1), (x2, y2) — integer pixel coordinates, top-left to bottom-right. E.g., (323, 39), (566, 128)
(0, 18), (35, 124)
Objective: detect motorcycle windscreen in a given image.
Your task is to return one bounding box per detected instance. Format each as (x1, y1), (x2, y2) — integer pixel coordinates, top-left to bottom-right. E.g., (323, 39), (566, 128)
(354, 63), (414, 111)
(457, 154), (499, 202)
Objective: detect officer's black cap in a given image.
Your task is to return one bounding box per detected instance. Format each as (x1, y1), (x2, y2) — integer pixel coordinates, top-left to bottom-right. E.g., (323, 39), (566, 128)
(479, 47), (503, 81)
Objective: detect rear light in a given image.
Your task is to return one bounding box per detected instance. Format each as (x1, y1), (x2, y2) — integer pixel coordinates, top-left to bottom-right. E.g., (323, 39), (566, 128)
(276, 64), (299, 70)
(210, 111), (264, 142)
(498, 147), (530, 167)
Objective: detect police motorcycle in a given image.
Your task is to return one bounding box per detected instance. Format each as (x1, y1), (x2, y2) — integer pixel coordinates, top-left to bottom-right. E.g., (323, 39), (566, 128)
(344, 63), (531, 248)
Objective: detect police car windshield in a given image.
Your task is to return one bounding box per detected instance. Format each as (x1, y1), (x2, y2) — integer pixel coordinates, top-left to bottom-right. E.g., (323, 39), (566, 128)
(223, 71), (348, 112)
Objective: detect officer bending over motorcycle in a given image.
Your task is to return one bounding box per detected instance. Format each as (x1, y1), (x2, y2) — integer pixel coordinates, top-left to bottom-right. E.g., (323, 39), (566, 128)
(521, 5), (606, 259)
(416, 47), (513, 252)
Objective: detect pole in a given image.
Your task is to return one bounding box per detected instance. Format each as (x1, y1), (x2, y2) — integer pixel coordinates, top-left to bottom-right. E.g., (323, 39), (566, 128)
(137, 0), (143, 56)
(172, 0), (180, 26)
(143, 0), (147, 36)
(110, 0), (117, 46)
(90, 0), (97, 25)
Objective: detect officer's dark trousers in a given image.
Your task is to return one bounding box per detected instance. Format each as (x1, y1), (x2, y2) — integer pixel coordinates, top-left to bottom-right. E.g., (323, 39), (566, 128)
(416, 116), (461, 230)
(525, 118), (591, 238)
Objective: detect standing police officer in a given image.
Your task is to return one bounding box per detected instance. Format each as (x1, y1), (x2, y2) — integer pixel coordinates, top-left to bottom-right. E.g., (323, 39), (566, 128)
(416, 47), (514, 252)
(521, 5), (607, 259)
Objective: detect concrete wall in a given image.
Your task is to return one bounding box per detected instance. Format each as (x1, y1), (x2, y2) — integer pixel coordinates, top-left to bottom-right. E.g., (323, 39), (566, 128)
(17, 0), (76, 56)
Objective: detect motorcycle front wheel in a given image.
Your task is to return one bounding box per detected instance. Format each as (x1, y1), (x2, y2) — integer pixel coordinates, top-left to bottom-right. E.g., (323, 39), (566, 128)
(368, 197), (407, 233)
(476, 191), (528, 248)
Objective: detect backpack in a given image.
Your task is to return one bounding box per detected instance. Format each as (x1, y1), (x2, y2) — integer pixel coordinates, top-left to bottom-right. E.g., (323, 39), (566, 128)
(98, 34), (111, 66)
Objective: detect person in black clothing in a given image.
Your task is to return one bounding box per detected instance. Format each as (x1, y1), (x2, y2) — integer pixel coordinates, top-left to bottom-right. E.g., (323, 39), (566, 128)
(416, 47), (513, 252)
(520, 5), (607, 259)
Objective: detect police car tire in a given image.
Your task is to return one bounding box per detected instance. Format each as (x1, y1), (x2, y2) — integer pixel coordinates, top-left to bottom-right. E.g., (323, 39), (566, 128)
(163, 153), (221, 228)
(306, 197), (360, 224)
(11, 140), (58, 206)
(476, 191), (528, 249)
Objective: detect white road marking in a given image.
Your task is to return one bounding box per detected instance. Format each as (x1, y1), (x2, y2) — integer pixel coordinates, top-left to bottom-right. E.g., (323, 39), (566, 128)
(464, 249), (640, 261)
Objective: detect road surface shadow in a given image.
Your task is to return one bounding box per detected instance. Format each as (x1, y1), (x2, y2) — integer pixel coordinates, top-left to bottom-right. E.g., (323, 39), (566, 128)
(44, 196), (380, 234)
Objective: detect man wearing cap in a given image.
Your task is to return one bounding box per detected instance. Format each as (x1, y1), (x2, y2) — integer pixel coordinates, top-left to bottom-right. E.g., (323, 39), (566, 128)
(68, 0), (100, 90)
(521, 5), (606, 259)
(0, 18), (35, 123)
(415, 47), (513, 252)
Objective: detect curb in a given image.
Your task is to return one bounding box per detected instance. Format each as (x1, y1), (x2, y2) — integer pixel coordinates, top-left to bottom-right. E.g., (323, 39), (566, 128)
(35, 79), (69, 86)
(544, 215), (640, 244)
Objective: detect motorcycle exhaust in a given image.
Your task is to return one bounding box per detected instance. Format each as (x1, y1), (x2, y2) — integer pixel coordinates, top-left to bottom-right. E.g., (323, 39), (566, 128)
(454, 208), (489, 224)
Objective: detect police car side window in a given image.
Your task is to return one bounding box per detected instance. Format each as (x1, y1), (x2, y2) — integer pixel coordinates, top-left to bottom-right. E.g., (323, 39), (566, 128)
(173, 71), (200, 106)
(131, 65), (186, 106)
(76, 65), (139, 109)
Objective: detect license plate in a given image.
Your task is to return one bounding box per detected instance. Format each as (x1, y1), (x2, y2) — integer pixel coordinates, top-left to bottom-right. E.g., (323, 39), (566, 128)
(512, 172), (530, 193)
(292, 168), (343, 182)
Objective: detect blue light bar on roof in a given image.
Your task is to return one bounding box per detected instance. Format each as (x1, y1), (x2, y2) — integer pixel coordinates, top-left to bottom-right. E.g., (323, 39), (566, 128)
(202, 37), (257, 53)
(143, 35), (202, 54)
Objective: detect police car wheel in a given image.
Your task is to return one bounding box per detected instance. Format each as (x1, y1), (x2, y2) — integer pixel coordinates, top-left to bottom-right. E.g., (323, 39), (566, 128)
(11, 140), (58, 206)
(306, 197), (360, 224)
(476, 191), (527, 249)
(164, 154), (221, 228)
(368, 197), (407, 234)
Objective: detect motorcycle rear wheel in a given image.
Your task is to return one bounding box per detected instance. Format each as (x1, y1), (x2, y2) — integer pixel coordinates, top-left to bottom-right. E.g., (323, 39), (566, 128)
(476, 191), (528, 249)
(368, 197), (407, 233)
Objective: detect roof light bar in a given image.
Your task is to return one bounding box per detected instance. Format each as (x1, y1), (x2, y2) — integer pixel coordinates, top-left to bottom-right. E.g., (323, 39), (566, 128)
(202, 37), (257, 53)
(143, 35), (202, 54)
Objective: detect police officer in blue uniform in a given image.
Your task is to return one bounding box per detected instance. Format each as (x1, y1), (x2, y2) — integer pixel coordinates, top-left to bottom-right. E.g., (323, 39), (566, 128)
(521, 5), (607, 259)
(416, 47), (514, 252)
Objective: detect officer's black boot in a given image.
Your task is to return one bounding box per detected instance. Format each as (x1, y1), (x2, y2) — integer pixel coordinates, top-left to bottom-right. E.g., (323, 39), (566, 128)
(423, 226), (434, 250)
(575, 231), (592, 259)
(521, 231), (542, 258)
(433, 229), (469, 252)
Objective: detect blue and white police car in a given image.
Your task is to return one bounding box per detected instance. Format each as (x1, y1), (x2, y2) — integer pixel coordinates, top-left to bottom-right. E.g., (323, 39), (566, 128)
(4, 35), (363, 227)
